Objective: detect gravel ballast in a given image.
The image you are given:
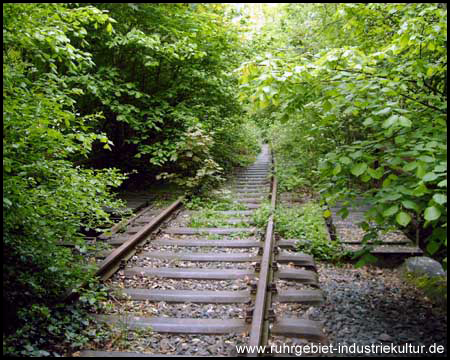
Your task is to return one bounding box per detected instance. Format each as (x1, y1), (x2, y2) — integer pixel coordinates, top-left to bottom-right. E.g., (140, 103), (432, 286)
(78, 331), (250, 356)
(274, 263), (447, 357)
(98, 301), (247, 319)
(269, 191), (446, 358)
(106, 275), (257, 291)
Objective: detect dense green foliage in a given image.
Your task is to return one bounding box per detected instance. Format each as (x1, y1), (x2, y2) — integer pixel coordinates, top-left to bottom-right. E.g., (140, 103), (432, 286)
(3, 3), (127, 340)
(64, 3), (260, 184)
(3, 282), (109, 357)
(275, 203), (341, 261)
(239, 3), (447, 266)
(3, 3), (259, 355)
(189, 209), (252, 228)
(404, 273), (447, 310)
(185, 193), (247, 211)
(252, 200), (340, 260)
(3, 2), (447, 355)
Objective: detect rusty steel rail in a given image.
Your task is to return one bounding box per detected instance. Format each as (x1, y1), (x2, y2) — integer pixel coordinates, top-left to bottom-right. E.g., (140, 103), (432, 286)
(96, 196), (184, 281)
(97, 202), (154, 241)
(77, 145), (327, 357)
(247, 155), (277, 356)
(63, 196), (183, 302)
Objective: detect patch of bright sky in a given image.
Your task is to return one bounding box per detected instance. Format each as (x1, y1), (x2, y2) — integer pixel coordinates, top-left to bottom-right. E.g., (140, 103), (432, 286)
(225, 3), (283, 37)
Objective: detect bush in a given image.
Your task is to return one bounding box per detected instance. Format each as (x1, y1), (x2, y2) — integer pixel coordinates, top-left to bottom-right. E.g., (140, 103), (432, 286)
(275, 203), (342, 261)
(3, 282), (109, 357)
(238, 3), (447, 267)
(404, 273), (447, 310)
(3, 2), (126, 347)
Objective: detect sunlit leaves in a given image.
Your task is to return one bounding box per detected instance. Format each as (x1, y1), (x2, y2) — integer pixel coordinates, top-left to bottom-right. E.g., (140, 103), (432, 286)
(424, 206), (442, 221)
(3, 4), (132, 345)
(373, 107), (391, 116)
(367, 167), (383, 179)
(382, 114), (398, 128)
(339, 156), (352, 165)
(398, 116), (412, 127)
(323, 100), (332, 112)
(402, 199), (420, 212)
(402, 161), (417, 172)
(239, 3), (446, 268)
(423, 172), (439, 182)
(363, 117), (374, 126)
(332, 164), (342, 175)
(432, 193), (447, 205)
(383, 205), (399, 217)
(396, 211), (412, 226)
(350, 163), (367, 177)
(3, 3), (262, 356)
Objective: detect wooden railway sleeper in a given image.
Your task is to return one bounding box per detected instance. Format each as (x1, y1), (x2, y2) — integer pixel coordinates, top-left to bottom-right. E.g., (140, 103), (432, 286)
(79, 147), (326, 356)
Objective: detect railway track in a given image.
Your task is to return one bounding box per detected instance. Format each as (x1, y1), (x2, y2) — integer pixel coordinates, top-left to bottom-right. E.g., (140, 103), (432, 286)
(78, 145), (326, 357)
